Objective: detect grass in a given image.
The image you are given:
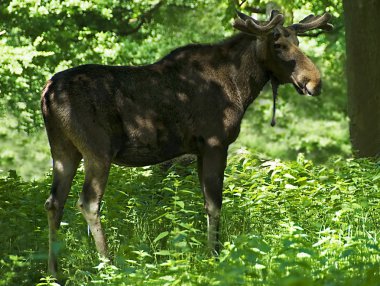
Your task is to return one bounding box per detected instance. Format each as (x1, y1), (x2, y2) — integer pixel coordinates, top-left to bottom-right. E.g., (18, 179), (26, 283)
(0, 151), (379, 285)
(0, 114), (50, 181)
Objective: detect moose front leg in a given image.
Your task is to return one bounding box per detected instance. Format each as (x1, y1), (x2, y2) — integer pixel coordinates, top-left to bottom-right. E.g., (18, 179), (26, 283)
(198, 146), (227, 255)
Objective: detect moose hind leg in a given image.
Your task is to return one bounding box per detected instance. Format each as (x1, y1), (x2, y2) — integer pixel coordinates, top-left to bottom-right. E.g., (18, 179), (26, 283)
(77, 157), (111, 257)
(198, 147), (227, 255)
(45, 151), (81, 276)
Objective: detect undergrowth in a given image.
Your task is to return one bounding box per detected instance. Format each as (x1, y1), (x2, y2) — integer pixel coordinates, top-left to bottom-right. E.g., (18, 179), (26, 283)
(0, 151), (379, 285)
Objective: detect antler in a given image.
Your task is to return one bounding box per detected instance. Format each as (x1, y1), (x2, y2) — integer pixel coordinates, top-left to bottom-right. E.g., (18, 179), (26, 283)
(290, 13), (333, 34)
(233, 10), (285, 35)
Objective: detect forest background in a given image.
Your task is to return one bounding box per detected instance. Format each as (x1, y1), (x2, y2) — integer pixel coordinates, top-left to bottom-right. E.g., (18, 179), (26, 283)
(1, 1), (380, 285)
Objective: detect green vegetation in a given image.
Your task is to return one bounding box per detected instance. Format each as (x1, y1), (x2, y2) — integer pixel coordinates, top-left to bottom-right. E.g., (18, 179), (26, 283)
(1, 0), (379, 285)
(1, 152), (379, 285)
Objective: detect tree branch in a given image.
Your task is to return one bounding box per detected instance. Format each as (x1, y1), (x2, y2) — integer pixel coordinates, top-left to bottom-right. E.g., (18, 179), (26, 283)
(238, 0), (247, 7)
(297, 30), (325, 37)
(122, 1), (164, 36)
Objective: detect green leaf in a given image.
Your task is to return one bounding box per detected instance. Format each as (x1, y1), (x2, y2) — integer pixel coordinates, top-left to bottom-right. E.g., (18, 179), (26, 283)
(285, 184), (297, 190)
(154, 250), (171, 256)
(174, 200), (185, 209)
(283, 173), (296, 180)
(153, 231), (169, 243)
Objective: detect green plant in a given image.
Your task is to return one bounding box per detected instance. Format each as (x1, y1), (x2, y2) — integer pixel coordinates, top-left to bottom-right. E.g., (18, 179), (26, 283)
(1, 151), (379, 285)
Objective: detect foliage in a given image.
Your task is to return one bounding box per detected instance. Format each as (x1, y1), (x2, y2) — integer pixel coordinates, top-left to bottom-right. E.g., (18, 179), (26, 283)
(0, 116), (50, 180)
(0, 151), (379, 285)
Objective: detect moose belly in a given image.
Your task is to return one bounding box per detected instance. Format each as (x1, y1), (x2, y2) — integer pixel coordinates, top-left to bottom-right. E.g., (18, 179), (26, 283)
(112, 111), (192, 166)
(112, 137), (186, 167)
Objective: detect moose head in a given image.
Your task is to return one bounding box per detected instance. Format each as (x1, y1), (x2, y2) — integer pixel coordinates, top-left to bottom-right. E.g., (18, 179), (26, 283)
(233, 10), (333, 96)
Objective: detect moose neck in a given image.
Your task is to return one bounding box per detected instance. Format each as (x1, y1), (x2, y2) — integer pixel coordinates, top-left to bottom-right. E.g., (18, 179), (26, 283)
(216, 33), (271, 111)
(153, 33), (271, 112)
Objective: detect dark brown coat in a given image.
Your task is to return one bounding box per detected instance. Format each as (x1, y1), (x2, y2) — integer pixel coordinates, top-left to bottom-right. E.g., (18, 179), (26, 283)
(42, 11), (332, 276)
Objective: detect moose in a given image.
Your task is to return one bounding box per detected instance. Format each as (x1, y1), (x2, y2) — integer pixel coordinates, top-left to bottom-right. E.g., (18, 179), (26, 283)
(41, 10), (332, 275)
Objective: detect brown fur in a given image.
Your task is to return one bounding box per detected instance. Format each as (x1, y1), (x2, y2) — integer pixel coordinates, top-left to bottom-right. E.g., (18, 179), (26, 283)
(42, 12), (329, 276)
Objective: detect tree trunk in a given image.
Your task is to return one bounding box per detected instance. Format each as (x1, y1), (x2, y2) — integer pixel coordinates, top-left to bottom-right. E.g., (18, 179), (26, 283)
(343, 0), (380, 158)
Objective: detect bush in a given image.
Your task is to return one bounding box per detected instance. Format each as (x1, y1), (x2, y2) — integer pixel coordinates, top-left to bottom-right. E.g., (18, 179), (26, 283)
(1, 151), (379, 285)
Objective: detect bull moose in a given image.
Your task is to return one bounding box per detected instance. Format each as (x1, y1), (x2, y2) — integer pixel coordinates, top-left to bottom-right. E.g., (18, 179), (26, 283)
(41, 10), (333, 275)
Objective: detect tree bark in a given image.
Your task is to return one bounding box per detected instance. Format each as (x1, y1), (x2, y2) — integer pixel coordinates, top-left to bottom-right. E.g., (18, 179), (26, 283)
(343, 0), (380, 158)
